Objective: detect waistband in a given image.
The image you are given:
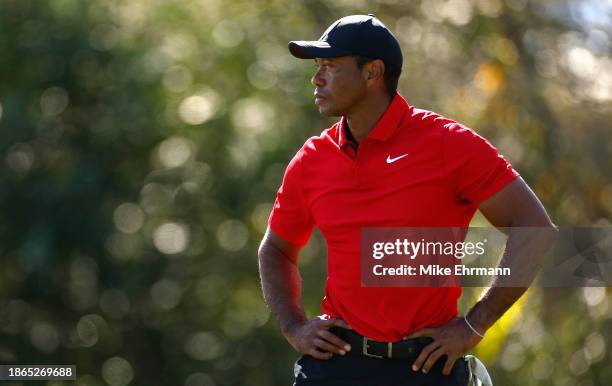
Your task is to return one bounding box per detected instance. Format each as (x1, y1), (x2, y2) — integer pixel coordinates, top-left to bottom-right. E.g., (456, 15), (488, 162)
(332, 327), (433, 360)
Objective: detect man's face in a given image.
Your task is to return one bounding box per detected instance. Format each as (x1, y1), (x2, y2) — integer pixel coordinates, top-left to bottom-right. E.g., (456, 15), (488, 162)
(311, 56), (368, 117)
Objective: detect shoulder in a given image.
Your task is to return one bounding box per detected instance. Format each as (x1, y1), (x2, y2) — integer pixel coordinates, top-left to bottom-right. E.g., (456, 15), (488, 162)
(298, 121), (340, 160)
(408, 107), (483, 142)
(409, 107), (455, 127)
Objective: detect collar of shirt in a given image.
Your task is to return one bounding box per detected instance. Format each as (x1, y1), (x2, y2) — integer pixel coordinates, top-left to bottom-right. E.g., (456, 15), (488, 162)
(336, 92), (411, 150)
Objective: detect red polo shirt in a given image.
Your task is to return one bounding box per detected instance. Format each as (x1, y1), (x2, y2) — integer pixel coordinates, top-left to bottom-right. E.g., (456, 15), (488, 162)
(269, 93), (519, 341)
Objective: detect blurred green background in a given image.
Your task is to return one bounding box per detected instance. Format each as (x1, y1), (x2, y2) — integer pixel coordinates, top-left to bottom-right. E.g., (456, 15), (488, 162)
(0, 0), (611, 385)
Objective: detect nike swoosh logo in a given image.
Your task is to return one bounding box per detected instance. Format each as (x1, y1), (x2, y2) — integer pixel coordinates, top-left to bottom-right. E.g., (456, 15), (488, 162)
(386, 154), (409, 164)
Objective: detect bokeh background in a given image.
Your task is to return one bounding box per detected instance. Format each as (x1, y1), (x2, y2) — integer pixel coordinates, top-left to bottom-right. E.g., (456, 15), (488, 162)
(0, 0), (611, 385)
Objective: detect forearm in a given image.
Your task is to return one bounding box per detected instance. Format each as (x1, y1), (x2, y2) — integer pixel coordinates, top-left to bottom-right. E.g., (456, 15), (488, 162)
(466, 226), (558, 333)
(258, 241), (307, 335)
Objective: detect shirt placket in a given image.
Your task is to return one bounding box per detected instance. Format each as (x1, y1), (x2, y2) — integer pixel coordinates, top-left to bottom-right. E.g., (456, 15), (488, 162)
(353, 140), (370, 190)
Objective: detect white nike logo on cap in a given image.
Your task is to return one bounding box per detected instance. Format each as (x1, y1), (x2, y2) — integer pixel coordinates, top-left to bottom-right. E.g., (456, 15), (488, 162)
(386, 154), (409, 164)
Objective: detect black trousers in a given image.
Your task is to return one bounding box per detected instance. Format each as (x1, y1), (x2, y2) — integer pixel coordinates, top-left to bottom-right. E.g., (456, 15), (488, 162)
(293, 352), (470, 386)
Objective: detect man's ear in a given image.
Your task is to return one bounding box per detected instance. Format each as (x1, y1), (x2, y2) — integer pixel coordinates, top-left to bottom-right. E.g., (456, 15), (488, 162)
(365, 59), (385, 82)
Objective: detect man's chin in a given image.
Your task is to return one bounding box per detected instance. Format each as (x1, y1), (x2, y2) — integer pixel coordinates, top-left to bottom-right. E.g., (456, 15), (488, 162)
(318, 107), (341, 117)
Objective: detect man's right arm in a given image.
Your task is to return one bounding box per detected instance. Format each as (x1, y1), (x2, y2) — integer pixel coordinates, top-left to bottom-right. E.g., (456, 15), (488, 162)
(258, 227), (352, 359)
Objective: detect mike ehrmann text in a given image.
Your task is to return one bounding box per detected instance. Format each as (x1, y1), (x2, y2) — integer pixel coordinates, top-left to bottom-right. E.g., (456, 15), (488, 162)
(372, 264), (511, 276)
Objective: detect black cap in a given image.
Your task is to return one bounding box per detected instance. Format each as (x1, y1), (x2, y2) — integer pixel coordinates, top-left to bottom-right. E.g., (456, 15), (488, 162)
(289, 14), (402, 70)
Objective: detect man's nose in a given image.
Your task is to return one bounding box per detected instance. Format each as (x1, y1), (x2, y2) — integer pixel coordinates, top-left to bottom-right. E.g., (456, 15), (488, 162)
(311, 69), (324, 87)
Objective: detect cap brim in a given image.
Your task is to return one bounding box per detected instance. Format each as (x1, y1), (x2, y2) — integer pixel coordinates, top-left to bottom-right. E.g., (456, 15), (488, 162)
(288, 41), (352, 59)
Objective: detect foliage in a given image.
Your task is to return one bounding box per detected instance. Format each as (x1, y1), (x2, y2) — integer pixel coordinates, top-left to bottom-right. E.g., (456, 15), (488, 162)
(0, 1), (610, 385)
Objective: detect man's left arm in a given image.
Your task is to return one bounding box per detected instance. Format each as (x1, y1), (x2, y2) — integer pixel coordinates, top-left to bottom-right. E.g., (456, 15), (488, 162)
(408, 177), (558, 375)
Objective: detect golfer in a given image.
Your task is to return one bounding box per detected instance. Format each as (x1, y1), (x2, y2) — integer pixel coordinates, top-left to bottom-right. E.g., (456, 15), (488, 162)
(258, 14), (556, 386)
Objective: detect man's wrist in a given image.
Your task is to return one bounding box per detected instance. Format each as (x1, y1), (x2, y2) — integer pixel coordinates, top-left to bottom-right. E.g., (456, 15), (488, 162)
(463, 315), (485, 338)
(280, 315), (307, 337)
(465, 308), (492, 336)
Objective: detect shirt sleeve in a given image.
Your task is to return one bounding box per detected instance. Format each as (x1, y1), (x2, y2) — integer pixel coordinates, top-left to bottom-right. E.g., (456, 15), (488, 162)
(268, 150), (315, 248)
(442, 123), (519, 205)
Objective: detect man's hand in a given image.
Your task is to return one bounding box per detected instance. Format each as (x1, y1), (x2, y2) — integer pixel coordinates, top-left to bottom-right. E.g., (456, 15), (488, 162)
(405, 317), (482, 376)
(285, 316), (353, 360)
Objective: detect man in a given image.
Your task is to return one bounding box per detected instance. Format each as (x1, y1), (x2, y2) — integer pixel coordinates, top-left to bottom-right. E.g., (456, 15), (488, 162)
(258, 14), (556, 386)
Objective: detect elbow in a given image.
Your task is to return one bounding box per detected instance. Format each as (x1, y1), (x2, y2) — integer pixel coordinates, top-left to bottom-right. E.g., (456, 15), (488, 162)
(544, 224), (559, 246)
(529, 223), (559, 252)
(510, 215), (559, 250)
(548, 224), (559, 237)
(538, 214), (559, 243)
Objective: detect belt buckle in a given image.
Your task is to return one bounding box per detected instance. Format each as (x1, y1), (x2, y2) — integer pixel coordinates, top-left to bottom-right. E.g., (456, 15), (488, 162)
(362, 337), (392, 359)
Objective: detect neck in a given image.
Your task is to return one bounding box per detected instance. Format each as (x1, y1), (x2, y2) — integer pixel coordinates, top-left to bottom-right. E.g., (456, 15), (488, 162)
(345, 93), (394, 143)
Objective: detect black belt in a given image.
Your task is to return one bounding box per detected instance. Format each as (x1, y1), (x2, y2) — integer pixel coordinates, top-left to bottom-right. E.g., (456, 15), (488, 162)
(332, 327), (432, 360)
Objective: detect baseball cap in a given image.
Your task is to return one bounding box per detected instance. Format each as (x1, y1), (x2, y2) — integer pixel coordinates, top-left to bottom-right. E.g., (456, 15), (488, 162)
(288, 14), (402, 70)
